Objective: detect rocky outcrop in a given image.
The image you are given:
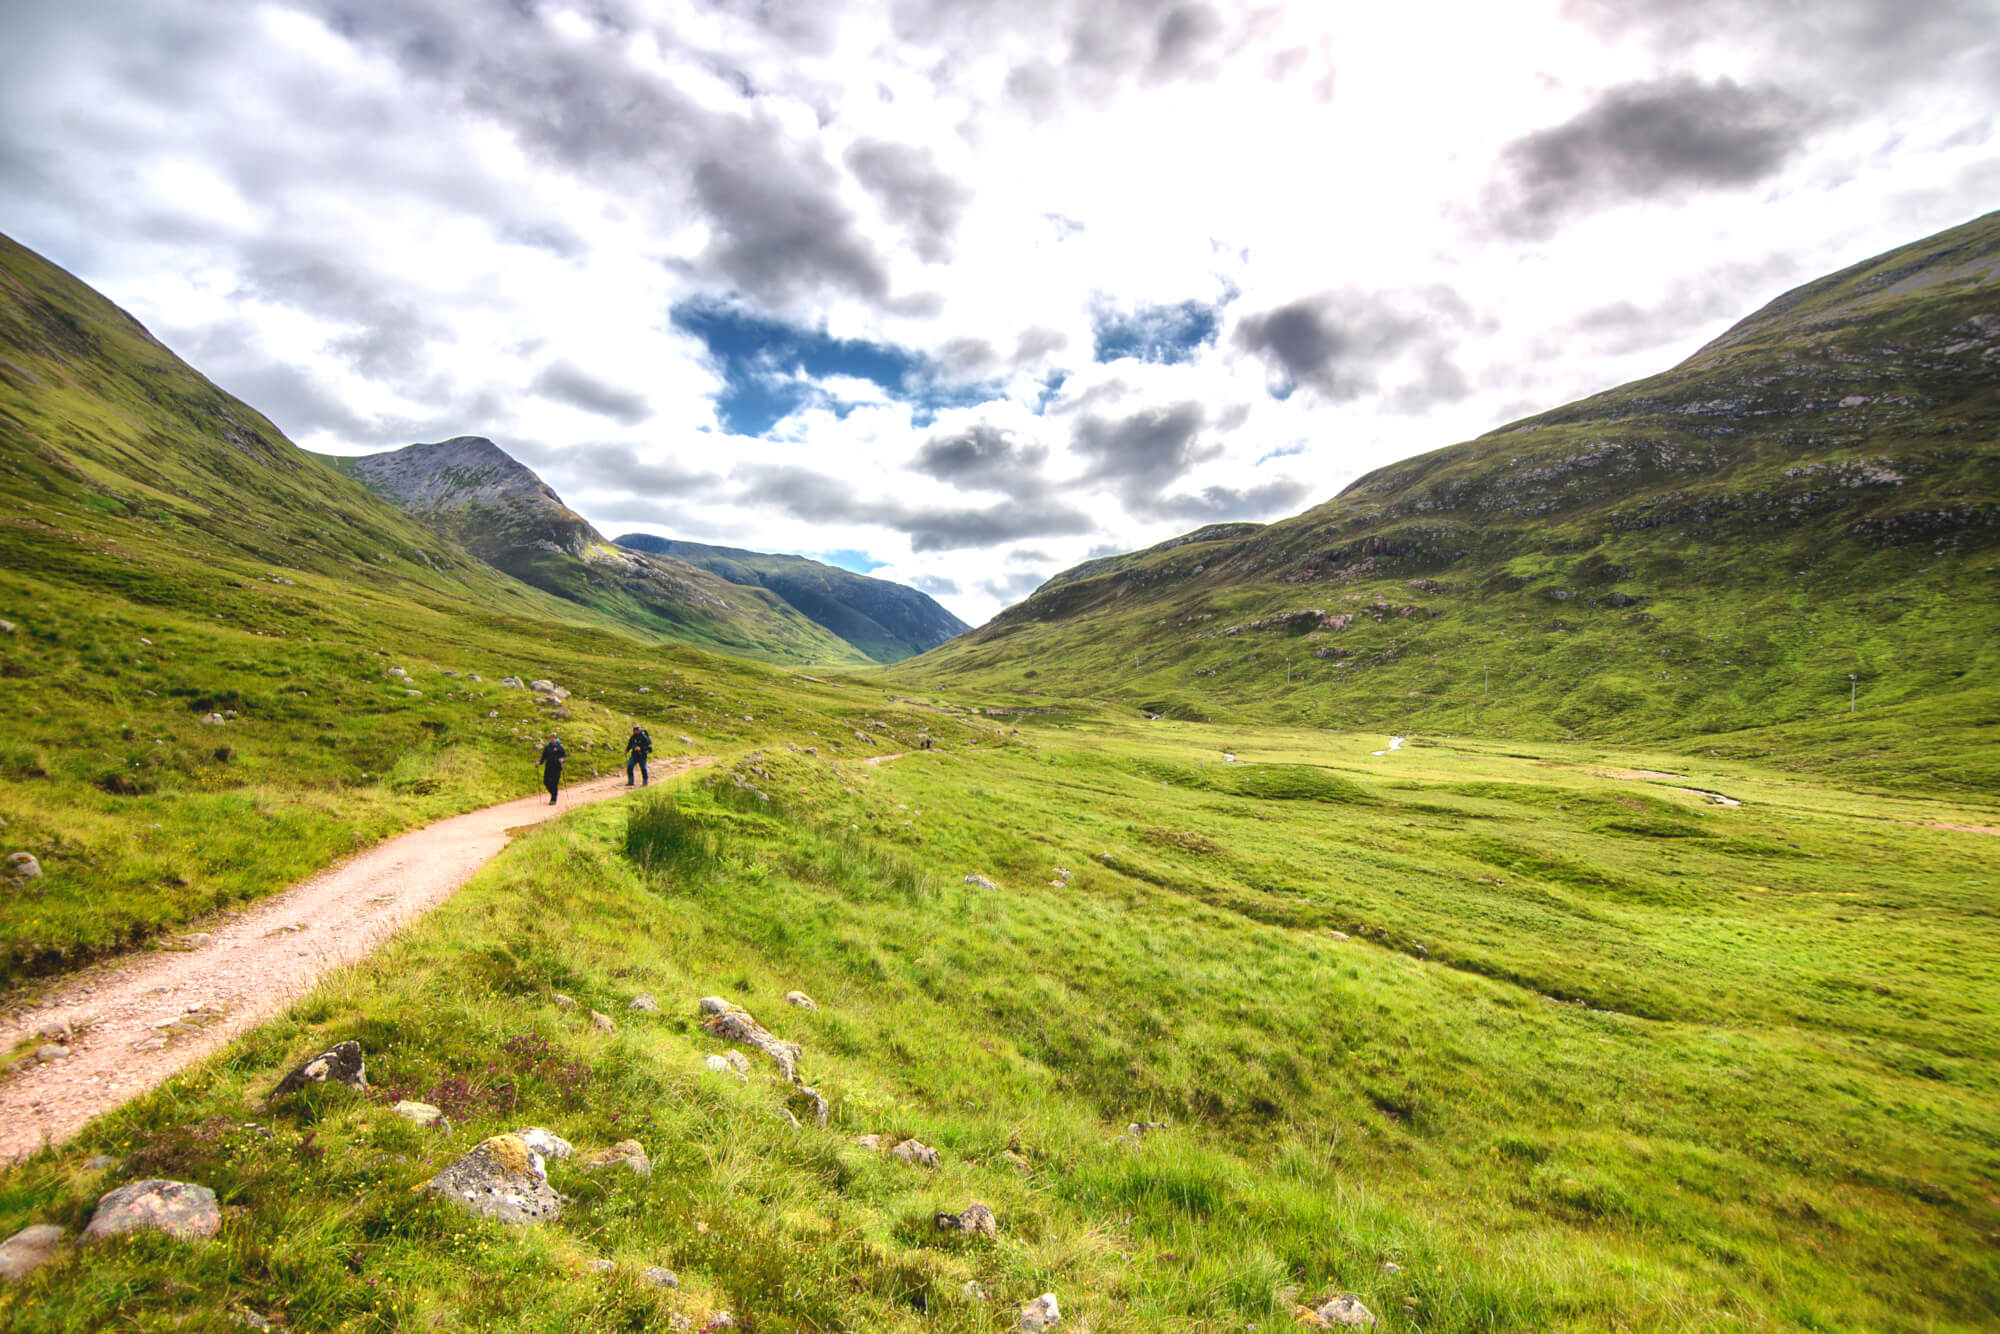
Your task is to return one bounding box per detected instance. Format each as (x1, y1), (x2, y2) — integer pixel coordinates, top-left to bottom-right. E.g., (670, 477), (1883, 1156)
(423, 1133), (564, 1225)
(271, 1040), (367, 1097)
(698, 997), (800, 1082)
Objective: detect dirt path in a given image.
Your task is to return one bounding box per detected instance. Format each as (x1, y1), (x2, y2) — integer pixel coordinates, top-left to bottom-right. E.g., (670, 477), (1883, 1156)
(0, 760), (712, 1163)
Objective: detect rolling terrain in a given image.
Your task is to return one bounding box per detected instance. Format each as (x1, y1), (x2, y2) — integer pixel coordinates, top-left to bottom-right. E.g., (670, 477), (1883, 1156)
(614, 533), (970, 663)
(0, 222), (1995, 1332)
(906, 212), (2000, 793)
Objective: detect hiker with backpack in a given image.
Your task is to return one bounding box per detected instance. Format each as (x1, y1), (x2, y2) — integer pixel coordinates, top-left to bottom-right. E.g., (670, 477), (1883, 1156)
(625, 724), (653, 786)
(538, 734), (566, 804)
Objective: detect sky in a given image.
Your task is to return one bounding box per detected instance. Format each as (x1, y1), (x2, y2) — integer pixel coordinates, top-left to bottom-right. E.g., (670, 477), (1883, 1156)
(2, 1), (1995, 624)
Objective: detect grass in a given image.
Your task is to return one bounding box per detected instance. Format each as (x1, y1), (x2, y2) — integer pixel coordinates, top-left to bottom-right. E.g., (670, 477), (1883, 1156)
(2, 717), (1995, 1330)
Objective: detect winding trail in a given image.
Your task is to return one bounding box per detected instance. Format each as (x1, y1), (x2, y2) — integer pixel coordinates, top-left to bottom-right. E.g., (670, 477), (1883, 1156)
(0, 760), (713, 1163)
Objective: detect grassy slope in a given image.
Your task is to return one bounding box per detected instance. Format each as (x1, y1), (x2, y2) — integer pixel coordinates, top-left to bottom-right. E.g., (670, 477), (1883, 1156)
(901, 213), (2000, 795)
(1, 717), (1993, 1331)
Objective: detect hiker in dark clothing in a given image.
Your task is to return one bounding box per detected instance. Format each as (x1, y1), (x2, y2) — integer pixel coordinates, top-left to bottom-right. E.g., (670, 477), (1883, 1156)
(538, 735), (566, 804)
(624, 724), (653, 786)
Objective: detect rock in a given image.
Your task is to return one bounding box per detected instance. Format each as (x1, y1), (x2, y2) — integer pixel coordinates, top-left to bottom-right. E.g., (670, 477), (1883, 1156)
(1381, 1262), (1403, 1275)
(82, 1179), (221, 1242)
(590, 1011), (616, 1034)
(792, 1084), (830, 1128)
(783, 990), (818, 1011)
(1327, 930), (1350, 941)
(404, 689), (423, 698)
(1123, 1121), (1168, 1142)
(891, 1138), (940, 1168)
(422, 1134), (564, 1225)
(1019, 1292), (1062, 1332)
(5, 853), (43, 879)
(1002, 1149), (1032, 1174)
(583, 1140), (651, 1177)
(962, 1281), (988, 1301)
(934, 1201), (997, 1238)
(629, 993), (660, 1013)
(499, 676), (525, 688)
(36, 1044), (68, 1062)
(0, 620), (13, 633)
(271, 1039), (367, 1097)
(392, 1100), (447, 1128)
(585, 1258), (616, 1274)
(552, 993), (577, 1007)
(1308, 1295), (1376, 1328)
(703, 1053), (749, 1081)
(640, 1265), (679, 1289)
(677, 735), (694, 746)
(175, 932), (214, 948)
(699, 999), (801, 1082)
(529, 679), (571, 701)
(200, 713), (225, 725)
(854, 1134), (884, 1151)
(963, 873), (998, 890)
(384, 667), (410, 680)
(516, 1127), (574, 1162)
(0, 1224), (65, 1282)
(1604, 591), (1642, 608)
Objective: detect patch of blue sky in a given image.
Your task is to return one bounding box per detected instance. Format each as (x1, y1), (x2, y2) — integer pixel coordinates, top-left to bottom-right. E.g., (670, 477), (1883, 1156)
(674, 301), (999, 436)
(1091, 299), (1220, 365)
(1256, 442), (1307, 465)
(809, 548), (889, 574)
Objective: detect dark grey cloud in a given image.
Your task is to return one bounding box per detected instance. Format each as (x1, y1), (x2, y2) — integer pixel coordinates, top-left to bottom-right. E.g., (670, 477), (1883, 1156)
(1144, 477), (1313, 522)
(1483, 77), (1822, 240)
(693, 146), (893, 307)
(737, 463), (1092, 551)
(912, 573), (962, 595)
(529, 362), (651, 425)
(980, 569), (1050, 602)
(1558, 252), (1803, 356)
(1233, 288), (1471, 403)
(1384, 352), (1472, 416)
(1071, 400), (1217, 507)
(845, 138), (971, 263)
(560, 443), (722, 496)
(913, 424), (1050, 497)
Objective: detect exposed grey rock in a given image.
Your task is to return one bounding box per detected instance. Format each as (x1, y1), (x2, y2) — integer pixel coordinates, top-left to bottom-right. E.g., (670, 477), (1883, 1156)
(1123, 1121), (1168, 1143)
(4, 853), (40, 879)
(500, 676), (525, 688)
(703, 1052), (750, 1081)
(200, 712), (226, 724)
(855, 1134), (885, 1151)
(36, 1044), (68, 1062)
(791, 1084), (830, 1128)
(962, 1281), (988, 1301)
(963, 873), (999, 890)
(0, 1224), (65, 1282)
(384, 667), (410, 680)
(585, 1258), (615, 1274)
(271, 1040), (367, 1097)
(0, 620), (13, 633)
(783, 990), (818, 1011)
(391, 1101), (446, 1128)
(423, 1134), (563, 1224)
(530, 679), (571, 701)
(1310, 1294), (1377, 1328)
(1019, 1292), (1062, 1332)
(516, 1127), (574, 1162)
(698, 999), (801, 1082)
(590, 1010), (616, 1033)
(583, 1139), (651, 1177)
(891, 1138), (940, 1168)
(629, 993), (660, 1013)
(1604, 591), (1642, 608)
(552, 992), (577, 1007)
(934, 1201), (997, 1238)
(82, 1179), (220, 1242)
(640, 1265), (679, 1288)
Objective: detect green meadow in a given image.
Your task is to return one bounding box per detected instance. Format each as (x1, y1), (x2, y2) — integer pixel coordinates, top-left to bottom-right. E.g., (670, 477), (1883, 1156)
(3, 710), (1995, 1331)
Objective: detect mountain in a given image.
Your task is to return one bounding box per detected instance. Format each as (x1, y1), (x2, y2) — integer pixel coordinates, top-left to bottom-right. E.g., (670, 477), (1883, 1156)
(904, 211), (2000, 791)
(327, 437), (868, 665)
(613, 534), (970, 662)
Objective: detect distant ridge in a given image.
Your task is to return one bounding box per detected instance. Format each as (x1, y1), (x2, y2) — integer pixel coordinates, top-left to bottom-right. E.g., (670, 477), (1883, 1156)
(613, 535), (969, 663)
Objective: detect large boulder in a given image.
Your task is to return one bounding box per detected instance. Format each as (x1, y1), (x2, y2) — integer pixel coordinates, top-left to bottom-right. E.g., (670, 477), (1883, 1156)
(423, 1133), (564, 1225)
(81, 1179), (220, 1242)
(270, 1040), (367, 1097)
(0, 1224), (65, 1281)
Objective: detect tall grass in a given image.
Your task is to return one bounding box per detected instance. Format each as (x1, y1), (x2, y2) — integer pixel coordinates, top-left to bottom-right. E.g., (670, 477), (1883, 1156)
(623, 793), (720, 881)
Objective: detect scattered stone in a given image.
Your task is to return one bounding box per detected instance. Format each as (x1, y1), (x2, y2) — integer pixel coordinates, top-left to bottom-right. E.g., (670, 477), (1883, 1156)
(1050, 866), (1072, 886)
(1604, 592), (1642, 608)
(775, 1106), (801, 1128)
(585, 1258), (615, 1274)
(891, 1138), (940, 1168)
(791, 1084), (830, 1128)
(677, 735), (694, 746)
(36, 1044), (68, 1062)
(934, 1201), (997, 1238)
(962, 1281), (988, 1302)
(423, 1134), (564, 1224)
(583, 1140), (651, 1178)
(698, 998), (801, 1082)
(855, 1134), (885, 1151)
(82, 1179), (220, 1242)
(529, 679), (571, 701)
(1300, 1295), (1376, 1329)
(552, 993), (577, 1008)
(1327, 930), (1351, 941)
(1123, 1121), (1168, 1143)
(703, 1053), (749, 1081)
(131, 1037), (167, 1053)
(516, 1127), (574, 1162)
(0, 620), (13, 633)
(963, 873), (999, 890)
(1381, 1262), (1403, 1275)
(0, 1224), (65, 1282)
(231, 1311), (275, 1331)
(783, 990), (818, 1011)
(7, 852), (45, 880)
(271, 1039), (368, 1097)
(629, 993), (660, 1013)
(403, 689), (423, 698)
(590, 1011), (616, 1034)
(500, 676), (525, 689)
(384, 667), (410, 680)
(1002, 1149), (1032, 1174)
(640, 1266), (679, 1289)
(174, 932), (214, 949)
(391, 1100), (447, 1128)
(200, 713), (225, 725)
(1019, 1292), (1062, 1332)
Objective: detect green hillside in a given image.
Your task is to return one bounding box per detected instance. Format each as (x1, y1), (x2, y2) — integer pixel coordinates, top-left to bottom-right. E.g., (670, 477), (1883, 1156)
(904, 212), (2000, 794)
(614, 534), (971, 663)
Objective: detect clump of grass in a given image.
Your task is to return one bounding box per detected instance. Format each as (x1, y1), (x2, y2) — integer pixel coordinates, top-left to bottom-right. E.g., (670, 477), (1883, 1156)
(624, 793), (720, 880)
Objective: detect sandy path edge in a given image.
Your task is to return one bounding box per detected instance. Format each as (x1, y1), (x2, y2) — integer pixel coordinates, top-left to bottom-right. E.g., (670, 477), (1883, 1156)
(0, 760), (712, 1164)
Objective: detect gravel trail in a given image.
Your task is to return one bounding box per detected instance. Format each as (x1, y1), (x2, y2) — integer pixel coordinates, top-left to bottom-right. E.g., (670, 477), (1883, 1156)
(0, 761), (711, 1163)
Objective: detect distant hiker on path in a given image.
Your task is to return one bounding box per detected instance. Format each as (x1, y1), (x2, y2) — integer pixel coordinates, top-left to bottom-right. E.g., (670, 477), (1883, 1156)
(538, 734), (566, 804)
(625, 724), (653, 786)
